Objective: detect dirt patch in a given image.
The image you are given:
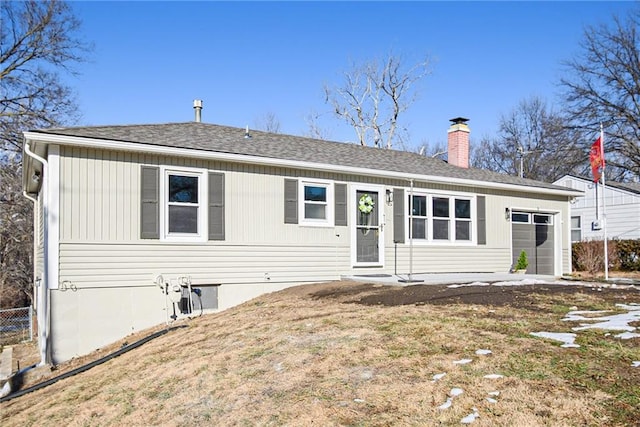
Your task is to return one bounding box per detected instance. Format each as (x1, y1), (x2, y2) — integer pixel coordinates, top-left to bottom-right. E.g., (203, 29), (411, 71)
(311, 281), (640, 310)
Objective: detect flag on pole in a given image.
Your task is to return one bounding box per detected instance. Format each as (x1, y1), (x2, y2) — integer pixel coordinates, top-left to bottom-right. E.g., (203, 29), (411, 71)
(589, 136), (604, 182)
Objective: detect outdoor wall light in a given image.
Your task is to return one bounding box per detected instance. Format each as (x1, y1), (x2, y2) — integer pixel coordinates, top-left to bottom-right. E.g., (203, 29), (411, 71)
(32, 170), (41, 183)
(386, 189), (393, 205)
(505, 207), (511, 220)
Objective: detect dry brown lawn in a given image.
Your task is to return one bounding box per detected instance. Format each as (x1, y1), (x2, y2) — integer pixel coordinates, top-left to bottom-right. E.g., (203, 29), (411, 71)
(1, 280), (639, 426)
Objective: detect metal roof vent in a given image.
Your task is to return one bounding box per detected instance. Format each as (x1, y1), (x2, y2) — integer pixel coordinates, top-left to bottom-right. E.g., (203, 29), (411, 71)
(193, 99), (203, 122)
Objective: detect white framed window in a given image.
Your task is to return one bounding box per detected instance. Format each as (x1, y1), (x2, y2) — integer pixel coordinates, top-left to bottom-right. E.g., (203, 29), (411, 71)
(454, 198), (472, 241)
(299, 179), (333, 226)
(406, 192), (474, 243)
(409, 194), (428, 239)
(162, 167), (207, 241)
(571, 216), (581, 242)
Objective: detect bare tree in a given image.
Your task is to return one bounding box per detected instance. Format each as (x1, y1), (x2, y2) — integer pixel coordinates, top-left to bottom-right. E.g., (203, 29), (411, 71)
(0, 0), (91, 307)
(324, 53), (430, 149)
(559, 6), (640, 180)
(0, 158), (34, 308)
(304, 110), (332, 141)
(471, 97), (583, 182)
(254, 111), (281, 134)
(414, 140), (447, 160)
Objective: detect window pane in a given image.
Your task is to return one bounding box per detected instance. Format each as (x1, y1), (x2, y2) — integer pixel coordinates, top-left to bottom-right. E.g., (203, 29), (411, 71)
(168, 205), (198, 233)
(571, 216), (581, 228)
(456, 221), (470, 240)
(455, 199), (471, 218)
(304, 186), (326, 202)
(410, 195), (427, 217)
(433, 219), (449, 240)
(433, 197), (449, 218)
(534, 214), (552, 224)
(411, 218), (426, 239)
(571, 230), (582, 242)
(305, 203), (326, 219)
(511, 212), (529, 223)
(169, 175), (198, 203)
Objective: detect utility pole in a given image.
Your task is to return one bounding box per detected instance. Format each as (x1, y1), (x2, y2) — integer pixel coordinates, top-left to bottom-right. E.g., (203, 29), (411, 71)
(517, 144), (535, 178)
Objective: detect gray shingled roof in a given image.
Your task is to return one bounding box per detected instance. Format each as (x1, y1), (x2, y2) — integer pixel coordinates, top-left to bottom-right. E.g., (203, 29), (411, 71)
(31, 122), (572, 192)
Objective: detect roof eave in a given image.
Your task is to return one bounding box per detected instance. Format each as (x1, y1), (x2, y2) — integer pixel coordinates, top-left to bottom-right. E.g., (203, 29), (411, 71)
(23, 131), (583, 198)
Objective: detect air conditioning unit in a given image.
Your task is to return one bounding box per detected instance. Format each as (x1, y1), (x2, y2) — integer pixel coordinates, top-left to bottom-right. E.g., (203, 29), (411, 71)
(591, 220), (602, 231)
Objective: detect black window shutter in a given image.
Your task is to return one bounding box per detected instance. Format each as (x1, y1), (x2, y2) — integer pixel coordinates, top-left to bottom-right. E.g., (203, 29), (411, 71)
(334, 183), (347, 226)
(140, 166), (160, 239)
(208, 172), (225, 240)
(284, 179), (298, 224)
(477, 195), (486, 245)
(393, 188), (405, 243)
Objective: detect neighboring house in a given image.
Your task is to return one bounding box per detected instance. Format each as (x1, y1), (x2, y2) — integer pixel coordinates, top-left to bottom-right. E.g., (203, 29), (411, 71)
(553, 174), (640, 242)
(22, 109), (581, 364)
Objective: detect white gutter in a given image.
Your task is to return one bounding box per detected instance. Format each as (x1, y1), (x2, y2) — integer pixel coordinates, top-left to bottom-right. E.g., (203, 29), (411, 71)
(23, 142), (50, 366)
(22, 190), (37, 203)
(23, 131), (583, 198)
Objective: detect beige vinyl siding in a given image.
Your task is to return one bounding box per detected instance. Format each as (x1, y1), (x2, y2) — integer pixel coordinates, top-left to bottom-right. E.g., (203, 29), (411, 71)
(59, 147), (353, 245)
(58, 242), (350, 288)
(57, 146), (571, 284)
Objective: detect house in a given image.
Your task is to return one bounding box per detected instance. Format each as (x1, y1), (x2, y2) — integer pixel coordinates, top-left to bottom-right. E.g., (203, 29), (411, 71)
(22, 105), (582, 364)
(553, 174), (640, 242)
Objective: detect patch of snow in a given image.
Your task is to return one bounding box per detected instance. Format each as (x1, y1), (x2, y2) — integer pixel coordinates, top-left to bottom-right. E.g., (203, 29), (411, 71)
(431, 372), (446, 382)
(492, 279), (548, 287)
(486, 397), (498, 404)
(632, 361), (640, 368)
(475, 349), (492, 355)
(530, 332), (580, 348)
(453, 358), (473, 365)
(461, 408), (480, 424)
(450, 387), (464, 397)
(448, 282), (489, 288)
(445, 279), (639, 291)
(438, 397), (452, 410)
(353, 398), (365, 403)
(488, 391), (500, 396)
(564, 304), (640, 333)
(615, 332), (640, 339)
(483, 374), (504, 379)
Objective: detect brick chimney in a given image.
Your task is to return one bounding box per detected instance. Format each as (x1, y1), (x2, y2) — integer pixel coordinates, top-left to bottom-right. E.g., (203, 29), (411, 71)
(447, 117), (470, 168)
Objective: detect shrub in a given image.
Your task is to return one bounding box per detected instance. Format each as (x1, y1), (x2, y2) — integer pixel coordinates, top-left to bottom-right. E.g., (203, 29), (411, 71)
(615, 239), (640, 271)
(515, 250), (528, 270)
(572, 239), (619, 274)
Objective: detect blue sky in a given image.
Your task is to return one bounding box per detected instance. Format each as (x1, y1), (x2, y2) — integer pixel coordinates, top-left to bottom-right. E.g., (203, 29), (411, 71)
(69, 1), (637, 150)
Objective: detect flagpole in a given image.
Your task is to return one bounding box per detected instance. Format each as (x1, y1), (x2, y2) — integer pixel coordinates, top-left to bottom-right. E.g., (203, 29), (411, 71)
(601, 123), (609, 280)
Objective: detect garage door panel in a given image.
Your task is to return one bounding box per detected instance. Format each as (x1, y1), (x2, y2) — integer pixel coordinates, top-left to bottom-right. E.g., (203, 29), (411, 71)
(512, 221), (554, 275)
(535, 225), (554, 274)
(512, 224), (535, 273)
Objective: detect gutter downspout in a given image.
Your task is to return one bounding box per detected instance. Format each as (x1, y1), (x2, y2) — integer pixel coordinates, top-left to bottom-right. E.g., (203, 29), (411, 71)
(23, 142), (50, 366)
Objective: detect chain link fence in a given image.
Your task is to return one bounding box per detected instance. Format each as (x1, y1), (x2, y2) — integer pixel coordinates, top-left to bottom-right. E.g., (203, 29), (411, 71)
(0, 307), (33, 346)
